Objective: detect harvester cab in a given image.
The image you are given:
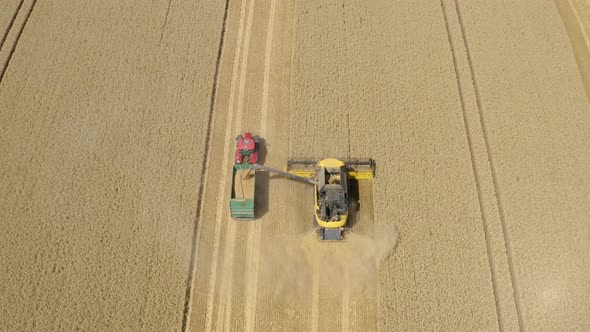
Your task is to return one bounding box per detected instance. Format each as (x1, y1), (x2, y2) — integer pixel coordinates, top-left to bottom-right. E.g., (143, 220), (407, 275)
(314, 159), (349, 240)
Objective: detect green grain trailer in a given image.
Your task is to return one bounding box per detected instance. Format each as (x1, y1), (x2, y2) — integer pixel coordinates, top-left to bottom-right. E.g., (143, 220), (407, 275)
(230, 164), (256, 220)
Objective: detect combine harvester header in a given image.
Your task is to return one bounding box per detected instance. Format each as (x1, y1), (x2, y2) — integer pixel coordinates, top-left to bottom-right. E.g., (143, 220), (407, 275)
(286, 157), (375, 180)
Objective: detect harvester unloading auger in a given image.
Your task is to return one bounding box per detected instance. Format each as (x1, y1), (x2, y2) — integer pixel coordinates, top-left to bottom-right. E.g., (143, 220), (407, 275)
(251, 158), (375, 241)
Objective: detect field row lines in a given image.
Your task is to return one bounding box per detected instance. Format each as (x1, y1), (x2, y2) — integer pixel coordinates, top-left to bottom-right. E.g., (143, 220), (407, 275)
(243, 0), (277, 331)
(567, 0), (590, 52)
(441, 0), (523, 331)
(201, 0), (250, 329)
(182, 0), (232, 330)
(0, 0), (37, 83)
(215, 0), (257, 328)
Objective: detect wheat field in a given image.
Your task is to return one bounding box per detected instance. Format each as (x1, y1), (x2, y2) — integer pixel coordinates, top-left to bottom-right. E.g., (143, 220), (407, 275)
(1, 0), (589, 331)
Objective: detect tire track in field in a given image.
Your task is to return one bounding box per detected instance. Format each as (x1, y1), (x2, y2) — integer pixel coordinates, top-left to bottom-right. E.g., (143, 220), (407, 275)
(311, 255), (320, 332)
(182, 0), (231, 329)
(441, 0), (523, 330)
(341, 271), (351, 332)
(290, 2), (318, 331)
(567, 0), (590, 51)
(0, 0), (37, 83)
(260, 0), (277, 135)
(159, 0), (173, 42)
(0, 0), (24, 52)
(556, 0), (590, 101)
(203, 0), (249, 330)
(440, 0), (502, 328)
(216, 0), (256, 330)
(243, 219), (262, 332)
(243, 0), (276, 330)
(452, 1), (524, 330)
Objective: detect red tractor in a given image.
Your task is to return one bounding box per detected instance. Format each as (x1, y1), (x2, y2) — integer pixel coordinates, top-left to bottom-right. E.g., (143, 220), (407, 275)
(235, 132), (260, 164)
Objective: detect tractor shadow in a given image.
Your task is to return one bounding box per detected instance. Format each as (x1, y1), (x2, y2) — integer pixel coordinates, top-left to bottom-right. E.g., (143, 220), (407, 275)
(254, 137), (269, 219)
(256, 136), (267, 165)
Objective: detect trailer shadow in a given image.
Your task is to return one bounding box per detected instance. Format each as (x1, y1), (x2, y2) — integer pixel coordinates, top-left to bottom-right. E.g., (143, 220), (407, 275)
(254, 170), (269, 219)
(254, 172), (305, 220)
(253, 137), (269, 219)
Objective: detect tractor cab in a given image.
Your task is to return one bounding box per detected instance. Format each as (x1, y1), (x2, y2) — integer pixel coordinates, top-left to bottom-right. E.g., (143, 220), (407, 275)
(235, 132), (259, 164)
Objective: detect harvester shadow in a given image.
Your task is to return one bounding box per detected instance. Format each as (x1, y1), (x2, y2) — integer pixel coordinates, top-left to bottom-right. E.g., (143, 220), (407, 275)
(347, 179), (361, 229)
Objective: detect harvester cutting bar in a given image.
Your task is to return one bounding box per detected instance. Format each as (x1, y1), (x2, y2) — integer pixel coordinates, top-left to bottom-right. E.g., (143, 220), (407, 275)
(287, 157), (376, 180)
(343, 158), (376, 180)
(287, 158), (318, 166)
(343, 158), (375, 166)
(286, 158), (318, 177)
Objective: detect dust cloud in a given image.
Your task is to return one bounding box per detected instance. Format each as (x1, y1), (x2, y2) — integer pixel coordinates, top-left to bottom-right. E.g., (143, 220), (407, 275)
(260, 224), (398, 296)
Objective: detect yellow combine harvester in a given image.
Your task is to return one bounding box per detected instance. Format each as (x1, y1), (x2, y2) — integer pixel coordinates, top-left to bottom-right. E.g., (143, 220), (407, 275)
(251, 158), (375, 240)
